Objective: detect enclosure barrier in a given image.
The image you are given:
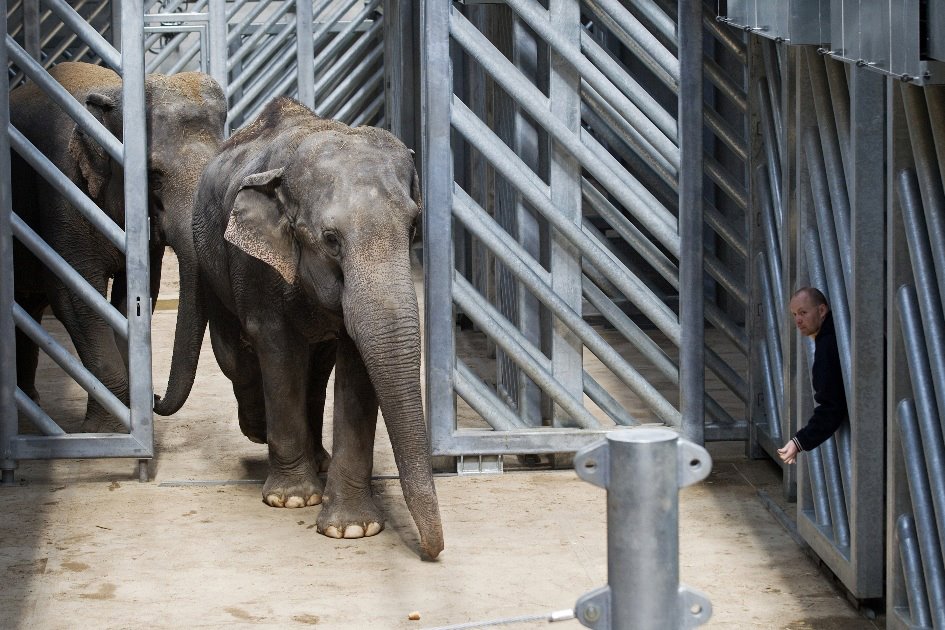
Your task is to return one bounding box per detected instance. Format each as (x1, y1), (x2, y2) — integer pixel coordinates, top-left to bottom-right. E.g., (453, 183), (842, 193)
(573, 427), (712, 629)
(1, 0), (152, 482)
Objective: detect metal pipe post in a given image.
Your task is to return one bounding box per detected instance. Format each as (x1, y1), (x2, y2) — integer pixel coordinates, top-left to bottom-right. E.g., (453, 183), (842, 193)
(896, 515), (933, 629)
(678, 0), (704, 444)
(1, 0), (18, 485)
(121, 1), (154, 468)
(208, 0), (228, 99)
(295, 0), (314, 110)
(574, 428), (712, 629)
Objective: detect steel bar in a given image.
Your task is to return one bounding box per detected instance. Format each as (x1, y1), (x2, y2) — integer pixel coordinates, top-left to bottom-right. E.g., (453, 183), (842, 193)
(705, 153), (747, 210)
(43, 1), (110, 70)
(705, 105), (748, 163)
(678, 0), (704, 443)
(227, 17), (295, 94)
(806, 51), (853, 295)
(295, 0), (315, 109)
(760, 40), (783, 156)
(6, 38), (123, 163)
(896, 399), (945, 629)
(756, 253), (784, 407)
(756, 167), (783, 312)
(10, 433), (151, 460)
(506, 0), (678, 168)
(823, 57), (852, 189)
(583, 0), (679, 87)
(225, 0), (275, 46)
(11, 214), (127, 339)
(8, 128), (125, 252)
(705, 201), (748, 259)
(807, 446), (833, 529)
(318, 49), (383, 118)
(43, 0), (121, 70)
(12, 304), (130, 430)
(15, 390), (66, 436)
(228, 43), (298, 120)
(1, 2), (16, 483)
(629, 0), (675, 42)
(896, 515), (934, 629)
(583, 371), (638, 426)
(311, 0), (382, 91)
(758, 339), (782, 442)
(329, 68), (384, 123)
(348, 92), (384, 128)
(312, 19), (382, 102)
(927, 87), (945, 188)
(704, 12), (745, 65)
(898, 170), (945, 444)
(226, 0), (294, 72)
(454, 189), (681, 425)
(574, 430), (712, 628)
(704, 54), (747, 113)
(453, 275), (601, 429)
(450, 100), (681, 345)
(803, 127), (852, 396)
(144, 22), (203, 73)
(756, 81), (784, 231)
(820, 437), (850, 547)
(579, 30), (677, 141)
(898, 286), (945, 556)
(422, 0), (456, 451)
(902, 88), (945, 314)
(454, 359), (527, 432)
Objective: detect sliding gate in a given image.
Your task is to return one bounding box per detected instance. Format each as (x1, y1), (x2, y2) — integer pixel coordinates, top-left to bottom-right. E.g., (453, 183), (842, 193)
(0, 0), (152, 482)
(422, 0), (752, 459)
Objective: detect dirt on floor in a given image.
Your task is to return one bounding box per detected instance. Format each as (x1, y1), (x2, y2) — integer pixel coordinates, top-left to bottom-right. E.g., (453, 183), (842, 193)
(0, 254), (881, 630)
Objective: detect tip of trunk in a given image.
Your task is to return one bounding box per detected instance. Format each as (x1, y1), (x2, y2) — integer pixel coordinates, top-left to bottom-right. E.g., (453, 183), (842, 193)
(420, 525), (444, 560)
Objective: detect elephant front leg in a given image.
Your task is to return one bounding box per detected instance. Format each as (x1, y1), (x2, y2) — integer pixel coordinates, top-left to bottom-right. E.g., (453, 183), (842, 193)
(316, 333), (383, 540)
(255, 330), (323, 508)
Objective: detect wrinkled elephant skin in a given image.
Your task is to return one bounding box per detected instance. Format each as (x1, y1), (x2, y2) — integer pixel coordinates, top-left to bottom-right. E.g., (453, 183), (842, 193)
(166, 97), (443, 560)
(11, 61), (226, 430)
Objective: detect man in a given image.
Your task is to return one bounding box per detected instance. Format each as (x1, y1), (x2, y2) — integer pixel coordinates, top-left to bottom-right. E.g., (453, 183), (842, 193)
(777, 287), (848, 465)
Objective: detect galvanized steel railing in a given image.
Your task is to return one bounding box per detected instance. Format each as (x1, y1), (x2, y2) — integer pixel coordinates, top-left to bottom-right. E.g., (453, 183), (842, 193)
(422, 0), (750, 459)
(888, 82), (945, 629)
(0, 0), (152, 483)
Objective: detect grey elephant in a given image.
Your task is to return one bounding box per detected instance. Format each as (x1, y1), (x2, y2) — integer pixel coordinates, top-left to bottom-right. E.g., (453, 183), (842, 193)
(157, 97), (444, 559)
(11, 61), (226, 429)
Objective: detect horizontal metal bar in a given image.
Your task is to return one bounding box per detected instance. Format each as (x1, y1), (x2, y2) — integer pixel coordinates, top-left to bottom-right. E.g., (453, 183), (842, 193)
(143, 12), (209, 23)
(9, 127), (126, 252)
(704, 422), (748, 442)
(433, 427), (619, 456)
(43, 0), (121, 71)
(13, 304), (130, 430)
(5, 38), (123, 163)
(454, 359), (528, 431)
(15, 389), (67, 436)
(11, 433), (151, 460)
(11, 214), (128, 339)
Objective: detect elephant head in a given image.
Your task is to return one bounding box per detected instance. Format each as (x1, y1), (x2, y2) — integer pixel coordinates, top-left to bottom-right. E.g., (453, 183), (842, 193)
(222, 127), (443, 559)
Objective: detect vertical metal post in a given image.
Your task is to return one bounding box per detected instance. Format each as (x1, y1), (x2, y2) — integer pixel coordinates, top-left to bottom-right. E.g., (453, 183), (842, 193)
(208, 0), (228, 98)
(1, 0), (18, 486)
(295, 0), (315, 110)
(121, 1), (154, 472)
(678, 0), (704, 444)
(548, 0), (582, 427)
(574, 428), (712, 629)
(847, 65), (885, 589)
(423, 0), (456, 454)
(895, 515), (933, 629)
(112, 1), (122, 50)
(24, 0), (40, 61)
(384, 0), (417, 149)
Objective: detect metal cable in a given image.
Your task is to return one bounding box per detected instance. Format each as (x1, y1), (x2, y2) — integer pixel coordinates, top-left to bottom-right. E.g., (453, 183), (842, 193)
(426, 609), (575, 630)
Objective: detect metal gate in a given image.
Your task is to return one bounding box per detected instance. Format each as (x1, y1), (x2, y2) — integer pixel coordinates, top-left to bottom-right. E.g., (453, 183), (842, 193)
(1, 0), (152, 482)
(421, 0), (752, 460)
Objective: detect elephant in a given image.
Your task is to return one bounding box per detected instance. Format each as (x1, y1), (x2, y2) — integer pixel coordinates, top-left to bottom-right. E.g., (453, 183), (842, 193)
(10, 61), (226, 430)
(156, 97), (444, 559)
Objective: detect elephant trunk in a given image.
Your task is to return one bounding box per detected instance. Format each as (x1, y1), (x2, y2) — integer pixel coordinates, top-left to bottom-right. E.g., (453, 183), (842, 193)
(152, 177), (210, 416)
(343, 257), (444, 560)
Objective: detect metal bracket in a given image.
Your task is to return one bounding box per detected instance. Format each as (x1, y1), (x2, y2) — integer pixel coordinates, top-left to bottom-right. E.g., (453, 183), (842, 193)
(677, 439), (712, 488)
(678, 585), (713, 628)
(573, 439), (609, 489)
(457, 454), (503, 475)
(574, 585), (611, 629)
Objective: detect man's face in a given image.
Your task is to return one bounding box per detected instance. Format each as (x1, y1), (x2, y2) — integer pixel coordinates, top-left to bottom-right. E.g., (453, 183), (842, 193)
(790, 293), (828, 338)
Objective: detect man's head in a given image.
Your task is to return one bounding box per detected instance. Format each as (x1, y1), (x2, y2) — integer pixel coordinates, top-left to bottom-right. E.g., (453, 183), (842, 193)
(789, 287), (829, 338)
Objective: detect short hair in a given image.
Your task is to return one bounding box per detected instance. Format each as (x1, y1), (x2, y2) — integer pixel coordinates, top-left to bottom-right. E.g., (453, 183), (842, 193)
(792, 286), (828, 307)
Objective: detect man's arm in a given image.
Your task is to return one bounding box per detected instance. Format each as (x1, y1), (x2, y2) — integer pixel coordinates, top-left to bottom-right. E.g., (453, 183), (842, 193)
(794, 339), (847, 451)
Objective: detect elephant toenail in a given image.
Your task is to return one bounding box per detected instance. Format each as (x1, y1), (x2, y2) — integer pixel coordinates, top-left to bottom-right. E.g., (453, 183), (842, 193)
(306, 494), (322, 506)
(365, 522), (382, 536)
(343, 525), (365, 539)
(285, 496), (305, 508)
(266, 494), (284, 507)
(324, 526), (342, 538)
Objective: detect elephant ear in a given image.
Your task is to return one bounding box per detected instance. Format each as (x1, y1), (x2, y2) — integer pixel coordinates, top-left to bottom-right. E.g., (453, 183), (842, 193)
(67, 91), (117, 200)
(224, 167), (299, 284)
(411, 167), (422, 213)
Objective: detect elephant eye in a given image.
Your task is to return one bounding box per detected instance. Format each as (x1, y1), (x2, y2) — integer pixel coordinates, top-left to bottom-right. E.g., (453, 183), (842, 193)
(149, 169), (166, 191)
(322, 230), (341, 256)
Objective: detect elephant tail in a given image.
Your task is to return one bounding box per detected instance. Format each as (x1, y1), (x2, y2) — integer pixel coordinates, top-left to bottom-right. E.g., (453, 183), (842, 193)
(153, 267), (208, 416)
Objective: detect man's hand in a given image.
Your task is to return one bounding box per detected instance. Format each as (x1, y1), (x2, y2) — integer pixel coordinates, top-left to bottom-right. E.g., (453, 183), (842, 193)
(778, 440), (799, 465)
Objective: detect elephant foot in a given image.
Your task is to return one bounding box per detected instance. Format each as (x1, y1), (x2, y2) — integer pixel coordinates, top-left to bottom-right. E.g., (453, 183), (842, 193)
(81, 402), (127, 434)
(316, 495), (384, 540)
(262, 469), (323, 508)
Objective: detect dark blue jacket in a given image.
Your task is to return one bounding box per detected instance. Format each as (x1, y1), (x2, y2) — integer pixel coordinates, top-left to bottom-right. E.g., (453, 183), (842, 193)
(795, 312), (848, 451)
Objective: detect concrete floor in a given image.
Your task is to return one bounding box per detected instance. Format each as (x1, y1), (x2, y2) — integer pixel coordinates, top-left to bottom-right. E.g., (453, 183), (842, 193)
(0, 256), (881, 629)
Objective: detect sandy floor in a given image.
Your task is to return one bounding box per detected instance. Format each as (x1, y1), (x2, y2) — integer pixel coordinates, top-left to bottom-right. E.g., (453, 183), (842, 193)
(0, 253), (881, 629)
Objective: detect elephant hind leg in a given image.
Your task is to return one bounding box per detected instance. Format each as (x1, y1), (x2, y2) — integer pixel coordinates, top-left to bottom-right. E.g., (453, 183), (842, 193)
(208, 310), (266, 443)
(307, 340), (337, 473)
(15, 296), (46, 405)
